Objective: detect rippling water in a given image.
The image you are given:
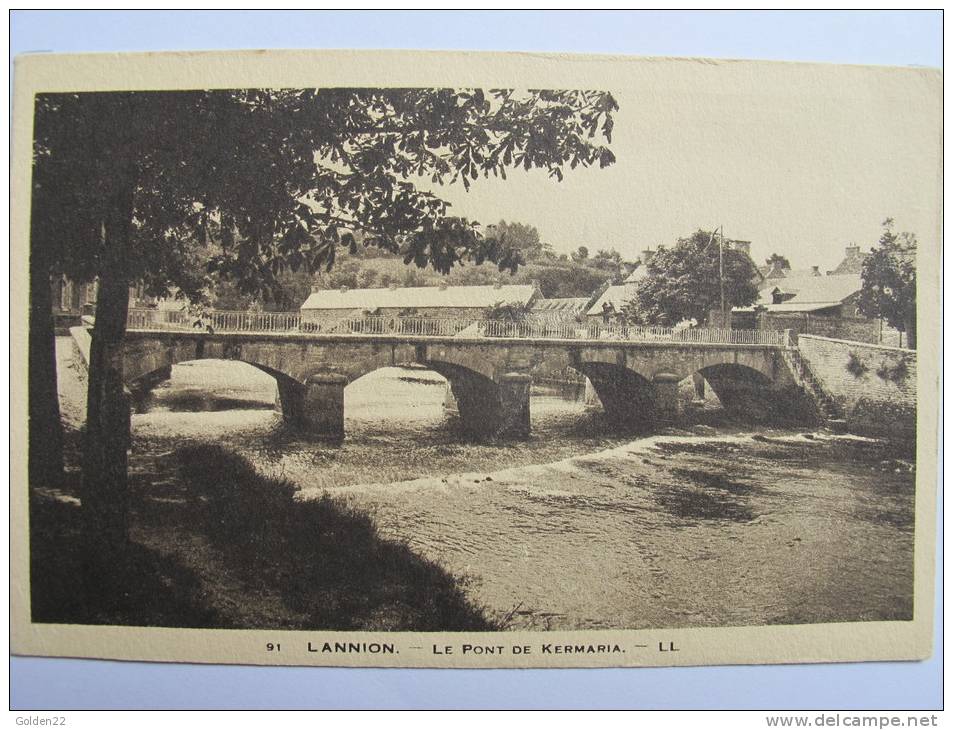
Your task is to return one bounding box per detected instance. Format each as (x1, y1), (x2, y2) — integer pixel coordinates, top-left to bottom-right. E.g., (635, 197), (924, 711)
(127, 359), (915, 630)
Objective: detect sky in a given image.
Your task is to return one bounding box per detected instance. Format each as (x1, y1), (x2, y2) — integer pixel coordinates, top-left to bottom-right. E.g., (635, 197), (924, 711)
(412, 59), (940, 275)
(11, 12), (942, 278)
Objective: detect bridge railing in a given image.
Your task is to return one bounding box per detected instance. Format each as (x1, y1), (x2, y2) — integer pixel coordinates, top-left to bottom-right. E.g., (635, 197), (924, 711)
(126, 308), (791, 346)
(321, 316), (474, 337)
(127, 308), (302, 333)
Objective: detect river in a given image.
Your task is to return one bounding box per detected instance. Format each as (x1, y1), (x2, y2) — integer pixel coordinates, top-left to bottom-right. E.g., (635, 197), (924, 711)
(59, 343), (916, 630)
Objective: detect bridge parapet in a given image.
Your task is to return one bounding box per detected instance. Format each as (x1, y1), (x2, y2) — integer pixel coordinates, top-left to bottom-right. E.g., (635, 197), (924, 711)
(127, 308), (791, 347)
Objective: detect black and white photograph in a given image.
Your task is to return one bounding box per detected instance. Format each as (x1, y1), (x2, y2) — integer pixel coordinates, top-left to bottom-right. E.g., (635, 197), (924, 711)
(13, 48), (938, 669)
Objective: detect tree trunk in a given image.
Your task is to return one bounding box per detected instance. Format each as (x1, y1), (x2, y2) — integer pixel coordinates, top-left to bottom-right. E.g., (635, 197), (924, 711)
(28, 242), (64, 486)
(905, 312), (916, 350)
(81, 200), (134, 566)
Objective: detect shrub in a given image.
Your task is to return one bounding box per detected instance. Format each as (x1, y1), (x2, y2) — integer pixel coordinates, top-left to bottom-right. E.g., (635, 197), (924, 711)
(876, 358), (909, 384)
(845, 352), (868, 378)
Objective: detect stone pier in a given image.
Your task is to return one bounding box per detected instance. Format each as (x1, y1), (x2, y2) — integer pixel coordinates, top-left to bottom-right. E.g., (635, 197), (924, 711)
(276, 372), (348, 438)
(652, 373), (682, 422)
(448, 371), (532, 439)
(497, 372), (532, 438)
(443, 384), (459, 414)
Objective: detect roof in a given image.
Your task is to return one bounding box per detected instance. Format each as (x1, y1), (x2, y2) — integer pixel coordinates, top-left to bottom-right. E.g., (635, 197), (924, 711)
(586, 283), (639, 315)
(758, 266), (823, 288)
(829, 248), (869, 275)
(764, 274), (861, 304)
(623, 266), (649, 284)
(530, 297), (589, 314)
(301, 284), (539, 311)
(734, 274), (862, 313)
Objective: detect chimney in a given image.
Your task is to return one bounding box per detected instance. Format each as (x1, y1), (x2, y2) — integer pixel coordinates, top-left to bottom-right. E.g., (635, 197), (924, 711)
(389, 283), (398, 291)
(340, 285), (348, 293)
(641, 248), (654, 264)
(846, 244), (860, 257)
(811, 266), (820, 276)
(310, 283), (321, 294)
(494, 281), (503, 290)
(731, 240), (751, 256)
(438, 281), (448, 290)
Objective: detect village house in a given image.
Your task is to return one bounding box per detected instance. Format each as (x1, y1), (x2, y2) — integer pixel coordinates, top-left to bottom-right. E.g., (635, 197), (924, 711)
(299, 282), (542, 329)
(757, 244), (867, 289)
(51, 274), (98, 326)
(584, 247), (655, 322)
(51, 275), (152, 333)
(730, 245), (903, 346)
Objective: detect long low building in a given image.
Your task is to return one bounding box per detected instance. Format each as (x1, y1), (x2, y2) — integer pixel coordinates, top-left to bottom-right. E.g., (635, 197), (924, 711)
(300, 282), (542, 326)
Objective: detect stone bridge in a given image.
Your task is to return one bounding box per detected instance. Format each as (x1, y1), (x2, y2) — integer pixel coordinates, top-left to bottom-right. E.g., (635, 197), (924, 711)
(121, 328), (817, 439)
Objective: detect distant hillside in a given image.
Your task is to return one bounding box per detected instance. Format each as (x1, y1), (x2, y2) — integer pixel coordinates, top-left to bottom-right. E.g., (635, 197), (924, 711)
(211, 230), (627, 310)
(309, 254), (616, 301)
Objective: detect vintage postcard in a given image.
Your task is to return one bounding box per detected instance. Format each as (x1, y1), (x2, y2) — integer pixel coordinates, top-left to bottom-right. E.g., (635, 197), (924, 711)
(11, 49), (940, 668)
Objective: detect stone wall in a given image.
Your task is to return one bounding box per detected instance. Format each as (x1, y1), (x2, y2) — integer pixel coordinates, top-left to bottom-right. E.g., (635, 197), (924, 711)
(709, 309), (905, 347)
(797, 335), (916, 438)
(761, 313), (904, 347)
(69, 325), (91, 367)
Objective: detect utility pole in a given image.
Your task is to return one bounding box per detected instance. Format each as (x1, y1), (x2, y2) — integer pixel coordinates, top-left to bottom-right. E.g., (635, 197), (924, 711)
(718, 225), (726, 324)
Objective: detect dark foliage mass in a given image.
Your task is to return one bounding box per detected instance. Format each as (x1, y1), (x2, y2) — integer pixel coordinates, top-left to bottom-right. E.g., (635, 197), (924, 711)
(625, 230), (760, 326)
(858, 219), (917, 349)
(29, 86), (618, 556)
(34, 88), (618, 300)
(765, 252), (791, 270)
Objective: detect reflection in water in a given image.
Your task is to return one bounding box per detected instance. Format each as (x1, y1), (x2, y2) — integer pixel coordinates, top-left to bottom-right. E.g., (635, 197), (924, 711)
(132, 361), (915, 631)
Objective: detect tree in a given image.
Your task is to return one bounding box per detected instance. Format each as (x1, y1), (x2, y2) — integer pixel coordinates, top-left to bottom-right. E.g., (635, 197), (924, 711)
(857, 219), (917, 348)
(591, 248), (625, 280)
(490, 220), (547, 261)
(483, 301), (532, 321)
(29, 87), (618, 559)
(626, 230), (760, 325)
(765, 253), (791, 270)
(570, 245), (590, 263)
(523, 262), (609, 298)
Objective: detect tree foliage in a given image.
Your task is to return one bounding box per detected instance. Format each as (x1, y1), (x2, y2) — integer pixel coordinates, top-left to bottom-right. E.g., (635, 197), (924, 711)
(29, 86), (618, 552)
(483, 301), (533, 321)
(34, 88), (618, 299)
(625, 230), (760, 325)
(857, 219), (917, 348)
(489, 220), (550, 262)
(765, 253), (791, 270)
(570, 245), (590, 263)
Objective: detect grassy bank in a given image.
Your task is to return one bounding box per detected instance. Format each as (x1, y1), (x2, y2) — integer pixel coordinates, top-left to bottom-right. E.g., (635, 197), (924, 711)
(31, 441), (494, 630)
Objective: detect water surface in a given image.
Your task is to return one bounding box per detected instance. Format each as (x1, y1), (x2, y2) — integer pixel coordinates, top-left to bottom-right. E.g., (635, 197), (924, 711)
(122, 359), (915, 630)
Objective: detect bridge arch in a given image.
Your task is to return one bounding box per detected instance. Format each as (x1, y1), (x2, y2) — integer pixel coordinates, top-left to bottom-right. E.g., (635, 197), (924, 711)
(125, 357), (307, 425)
(425, 360), (529, 438)
(569, 360), (659, 428)
(418, 346), (500, 382)
(128, 358), (298, 389)
(696, 363), (815, 423)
